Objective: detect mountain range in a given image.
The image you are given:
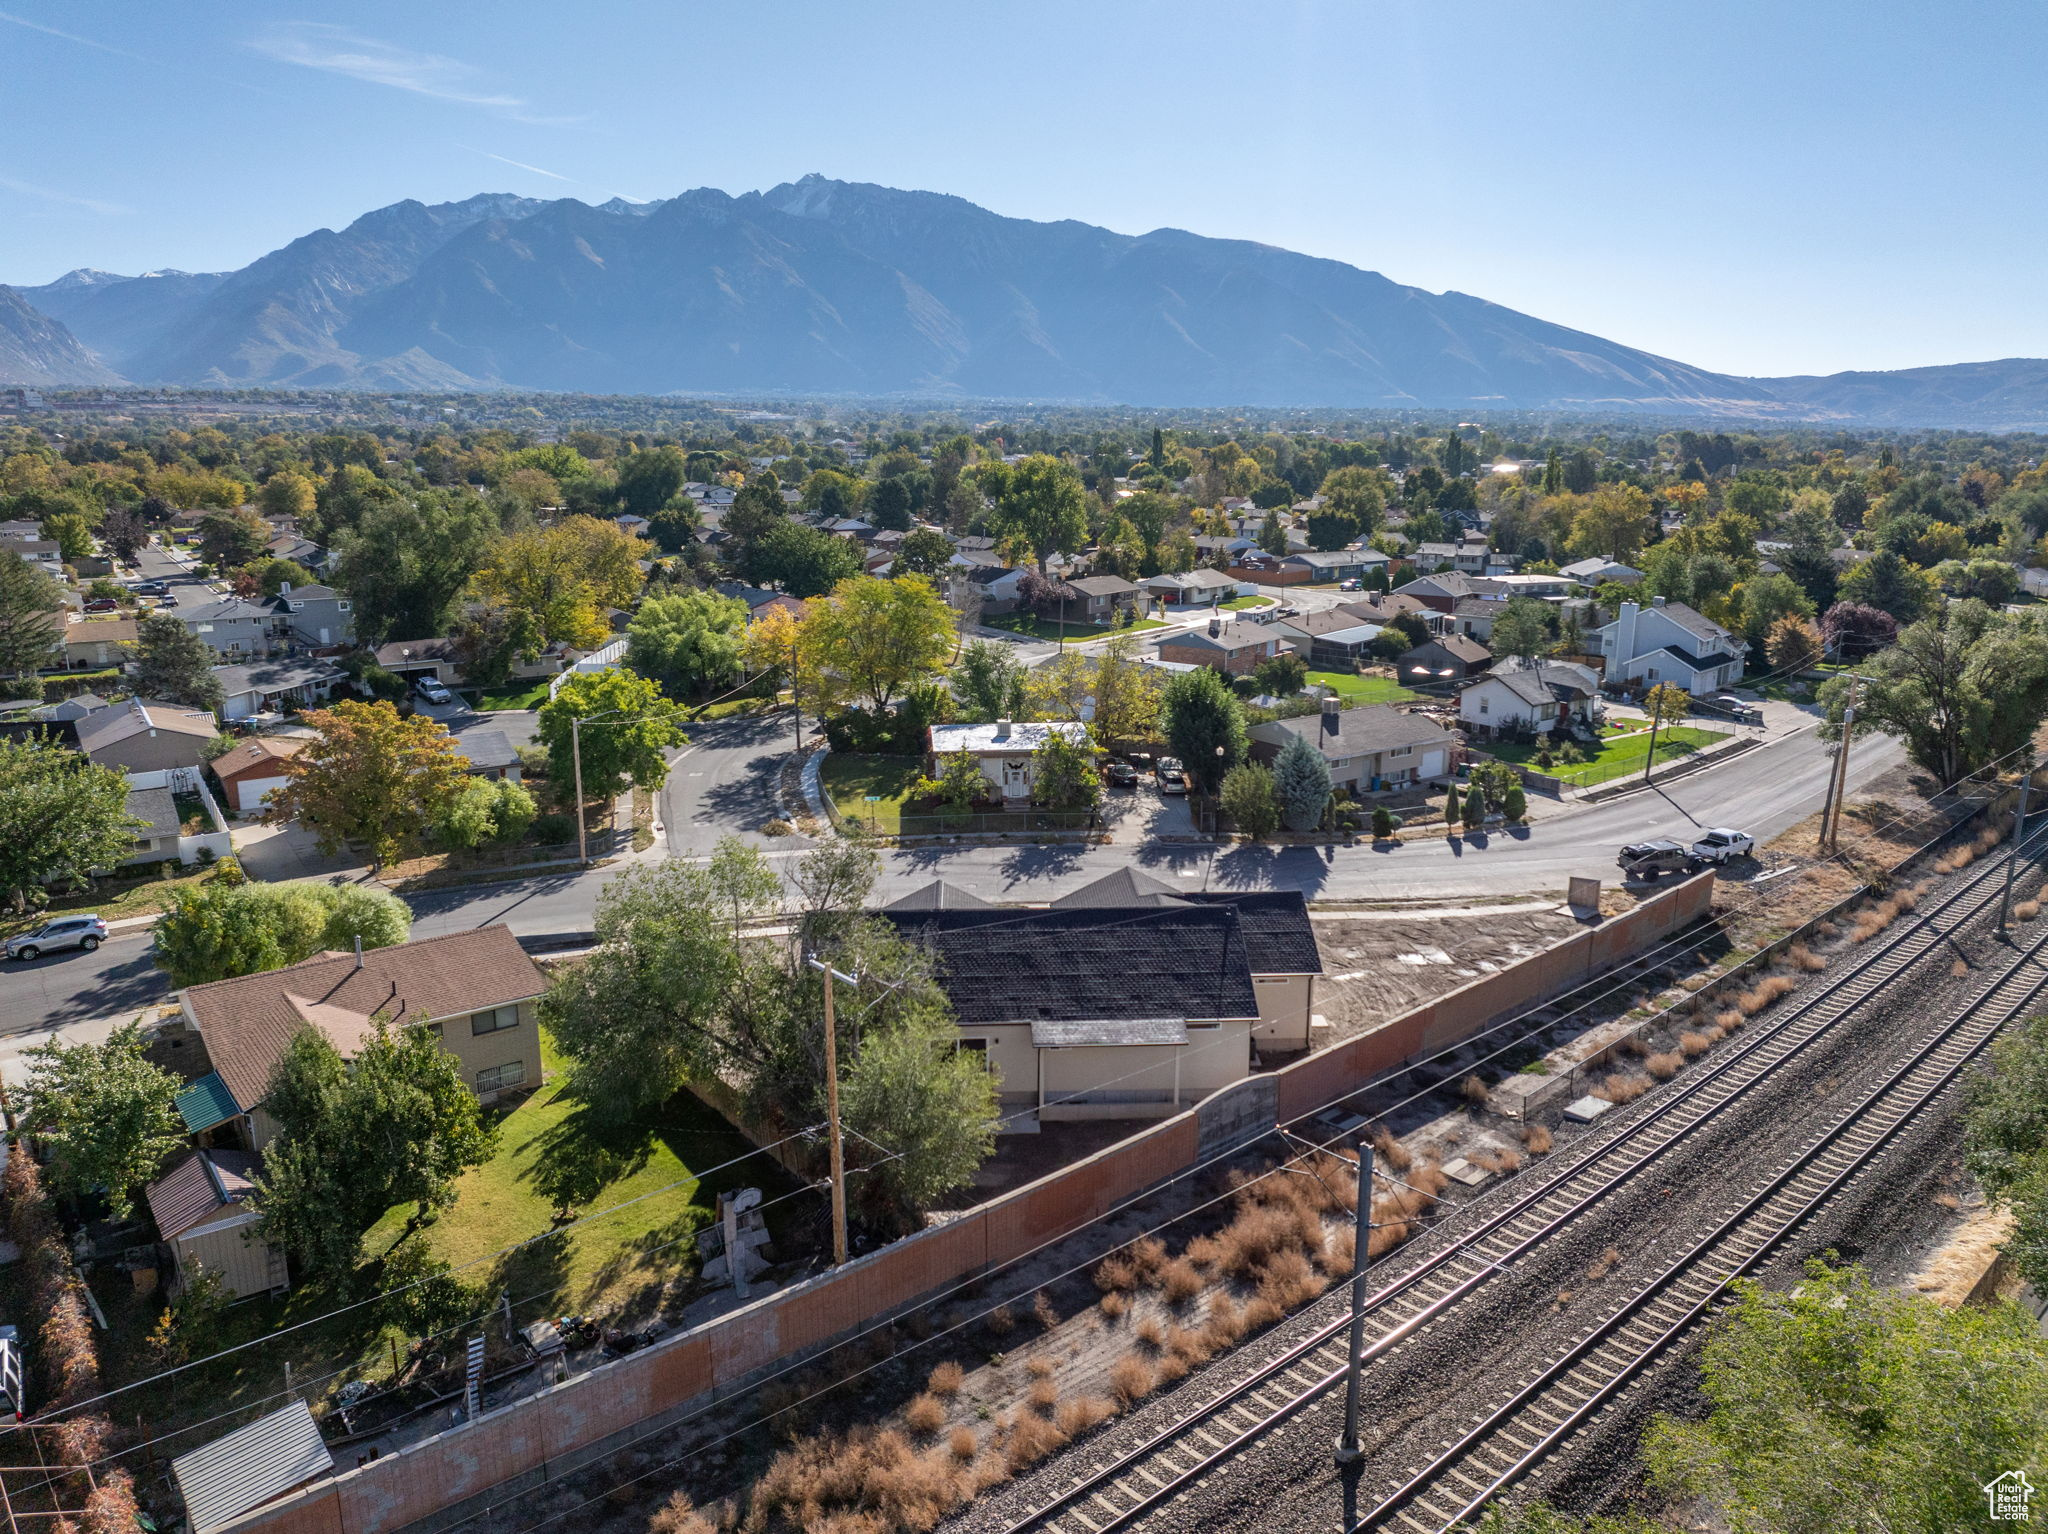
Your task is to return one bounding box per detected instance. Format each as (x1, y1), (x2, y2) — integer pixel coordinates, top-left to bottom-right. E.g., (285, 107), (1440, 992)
(4, 175), (2045, 426)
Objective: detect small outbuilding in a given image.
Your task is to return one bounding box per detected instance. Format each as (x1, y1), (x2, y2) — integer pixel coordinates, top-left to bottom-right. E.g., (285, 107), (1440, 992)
(146, 1149), (287, 1300)
(172, 1400), (333, 1534)
(208, 736), (305, 814)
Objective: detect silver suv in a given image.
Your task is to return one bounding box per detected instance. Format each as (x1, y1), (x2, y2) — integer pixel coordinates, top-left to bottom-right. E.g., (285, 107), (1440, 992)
(6, 915), (108, 961)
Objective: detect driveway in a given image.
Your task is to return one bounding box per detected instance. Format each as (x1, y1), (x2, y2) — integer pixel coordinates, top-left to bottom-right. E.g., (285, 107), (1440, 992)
(659, 709), (814, 856)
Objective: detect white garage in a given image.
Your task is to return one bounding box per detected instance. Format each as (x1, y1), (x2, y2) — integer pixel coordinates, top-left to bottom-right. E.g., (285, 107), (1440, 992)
(208, 736), (305, 814)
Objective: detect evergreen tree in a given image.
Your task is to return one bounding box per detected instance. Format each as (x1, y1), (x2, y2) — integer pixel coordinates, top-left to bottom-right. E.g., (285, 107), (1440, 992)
(132, 613), (225, 712)
(0, 549), (60, 682)
(1271, 733), (1332, 831)
(1444, 781), (1461, 828)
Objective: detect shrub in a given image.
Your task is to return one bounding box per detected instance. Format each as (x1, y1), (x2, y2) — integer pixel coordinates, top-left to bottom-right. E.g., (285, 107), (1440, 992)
(1257, 1248), (1325, 1310)
(1522, 1124), (1553, 1154)
(1371, 1129), (1413, 1171)
(1133, 1313), (1167, 1351)
(531, 812), (577, 845)
(1199, 1293), (1249, 1351)
(927, 1360), (964, 1397)
(1160, 1258), (1204, 1305)
(1108, 1354), (1154, 1405)
(1715, 1007), (1745, 1033)
(1595, 1072), (1652, 1104)
(1099, 1291), (1128, 1321)
(1459, 1072), (1490, 1104)
(1679, 1030), (1714, 1057)
(1056, 1396), (1113, 1438)
(1032, 1289), (1059, 1329)
(986, 1302), (1014, 1335)
(1786, 942), (1828, 972)
(948, 1427), (977, 1463)
(1372, 805), (1396, 839)
(1027, 1375), (1059, 1411)
(648, 1491), (716, 1534)
(2018, 899), (2041, 921)
(1738, 974), (1797, 1015)
(1094, 1254), (1139, 1292)
(1644, 1051), (1683, 1080)
(905, 1393), (946, 1435)
(1004, 1410), (1068, 1470)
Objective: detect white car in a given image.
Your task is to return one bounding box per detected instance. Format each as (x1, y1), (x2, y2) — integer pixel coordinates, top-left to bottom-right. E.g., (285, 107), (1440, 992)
(1690, 828), (1755, 865)
(412, 675), (454, 706)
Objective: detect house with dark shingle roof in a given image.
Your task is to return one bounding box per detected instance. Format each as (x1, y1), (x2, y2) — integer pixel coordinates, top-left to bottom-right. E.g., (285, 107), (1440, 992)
(881, 873), (1323, 1117)
(1156, 616), (1285, 675)
(1064, 574), (1138, 622)
(175, 926), (547, 1149)
(1458, 661), (1599, 736)
(1592, 597), (1745, 695)
(1248, 701), (1458, 794)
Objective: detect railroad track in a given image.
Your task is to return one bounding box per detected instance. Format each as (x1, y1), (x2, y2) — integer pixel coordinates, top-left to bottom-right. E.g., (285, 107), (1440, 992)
(1365, 873), (2048, 1532)
(989, 816), (2048, 1534)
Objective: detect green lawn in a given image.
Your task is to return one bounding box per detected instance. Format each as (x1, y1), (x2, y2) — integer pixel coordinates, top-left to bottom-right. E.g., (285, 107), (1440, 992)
(1484, 723), (1729, 785)
(1221, 594), (1275, 611)
(1306, 671), (1421, 705)
(986, 613), (1167, 642)
(469, 680), (551, 711)
(821, 753), (926, 834)
(4, 863), (226, 937)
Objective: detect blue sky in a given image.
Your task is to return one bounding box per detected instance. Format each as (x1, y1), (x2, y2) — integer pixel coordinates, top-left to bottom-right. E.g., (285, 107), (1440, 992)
(2, 0), (2041, 379)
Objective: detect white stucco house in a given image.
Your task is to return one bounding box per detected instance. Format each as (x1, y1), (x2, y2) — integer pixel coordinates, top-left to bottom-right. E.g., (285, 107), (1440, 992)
(1458, 662), (1602, 737)
(1591, 598), (1745, 695)
(926, 719), (1090, 801)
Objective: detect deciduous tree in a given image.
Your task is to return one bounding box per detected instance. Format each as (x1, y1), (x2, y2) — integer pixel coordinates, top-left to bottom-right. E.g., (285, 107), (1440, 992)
(131, 613), (224, 712)
(197, 507), (269, 571)
(537, 667), (689, 803)
(627, 590), (749, 699)
(333, 491), (499, 643)
(1764, 613), (1823, 674)
(267, 700), (472, 869)
(0, 739), (137, 910)
(950, 639), (1026, 722)
(1160, 667), (1247, 792)
(981, 455), (1089, 572)
(17, 1024), (184, 1220)
(1220, 763), (1278, 838)
(1030, 727), (1100, 810)
(470, 517), (649, 651)
(802, 574), (957, 714)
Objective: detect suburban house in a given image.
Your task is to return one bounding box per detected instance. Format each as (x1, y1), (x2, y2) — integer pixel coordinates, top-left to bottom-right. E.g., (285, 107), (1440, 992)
(10, 539), (64, 576)
(1266, 608), (1381, 660)
(180, 598), (277, 660)
(1398, 634), (1493, 681)
(1192, 534), (1259, 561)
(209, 736), (305, 813)
(76, 700), (218, 774)
(1593, 597), (1745, 694)
(373, 637), (465, 686)
(926, 719), (1090, 802)
(1248, 700), (1457, 793)
(213, 659), (342, 723)
(1438, 596), (1513, 643)
(1394, 572), (1509, 613)
(1143, 568), (1238, 607)
(1156, 617), (1285, 674)
(1459, 662), (1602, 737)
(121, 780), (184, 867)
(265, 532), (330, 574)
(1338, 593), (1432, 627)
(264, 583), (355, 648)
(1561, 556), (1642, 587)
(2024, 566), (2048, 600)
(117, 765), (231, 867)
(960, 563), (1030, 614)
(1065, 574), (1139, 622)
(58, 615), (138, 669)
(145, 1149), (286, 1299)
(170, 926), (548, 1153)
(444, 713), (537, 782)
(1280, 549), (1388, 584)
(711, 583), (808, 624)
(881, 871), (1323, 1121)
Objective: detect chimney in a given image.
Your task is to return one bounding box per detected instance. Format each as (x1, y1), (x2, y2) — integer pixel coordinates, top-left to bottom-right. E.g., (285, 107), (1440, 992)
(1616, 600), (1639, 664)
(354, 935), (363, 970)
(1321, 695), (1341, 735)
(994, 717), (1011, 741)
(1651, 594), (1666, 608)
(1208, 616), (1222, 638)
(279, 581), (292, 595)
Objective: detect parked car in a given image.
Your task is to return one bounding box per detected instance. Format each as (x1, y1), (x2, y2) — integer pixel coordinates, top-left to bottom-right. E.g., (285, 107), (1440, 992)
(1156, 757), (1189, 794)
(1339, 578), (1363, 592)
(1617, 839), (1691, 880)
(1104, 760), (1139, 788)
(1690, 827), (1755, 864)
(412, 674), (453, 705)
(128, 580), (168, 596)
(82, 597), (119, 613)
(6, 915), (108, 961)
(1706, 694), (1763, 724)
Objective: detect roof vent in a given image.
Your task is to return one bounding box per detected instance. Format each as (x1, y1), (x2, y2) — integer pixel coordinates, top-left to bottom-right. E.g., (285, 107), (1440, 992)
(1208, 617), (1222, 638)
(994, 717), (1011, 740)
(1651, 595), (1666, 607)
(1322, 695), (1341, 733)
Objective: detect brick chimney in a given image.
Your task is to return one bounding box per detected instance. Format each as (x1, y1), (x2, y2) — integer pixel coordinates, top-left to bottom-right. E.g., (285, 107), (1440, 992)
(994, 717), (1012, 740)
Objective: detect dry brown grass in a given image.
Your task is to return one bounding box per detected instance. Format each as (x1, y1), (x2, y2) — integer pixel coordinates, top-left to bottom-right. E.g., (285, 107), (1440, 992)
(1032, 1290), (1059, 1330)
(1679, 1030), (1714, 1057)
(1093, 1254), (1139, 1293)
(1025, 1355), (1054, 1380)
(1595, 1072), (1652, 1104)
(1786, 942), (1828, 972)
(752, 1425), (967, 1534)
(1109, 1354), (1154, 1406)
(927, 1361), (964, 1398)
(1316, 1224), (1357, 1278)
(1371, 1129), (1414, 1171)
(1213, 1206), (1305, 1281)
(649, 1492), (716, 1534)
(1003, 1411), (1067, 1472)
(1126, 1237), (1168, 1281)
(1199, 1293), (1249, 1350)
(1133, 1314), (1167, 1350)
(1951, 957), (1971, 977)
(904, 1393), (946, 1436)
(986, 1303), (1015, 1335)
(2018, 899), (2041, 921)
(1099, 1290), (1128, 1321)
(1715, 1007), (1745, 1034)
(1055, 1396), (1114, 1438)
(948, 1428), (977, 1464)
(1159, 1257), (1204, 1305)
(1738, 974), (1797, 1015)
(1026, 1376), (1059, 1412)
(1522, 1123), (1553, 1154)
(1459, 1072), (1490, 1104)
(1182, 1232), (1224, 1271)
(1256, 1248), (1326, 1310)
(1166, 1323), (1215, 1368)
(1586, 1246), (1622, 1280)
(1644, 1051), (1683, 1080)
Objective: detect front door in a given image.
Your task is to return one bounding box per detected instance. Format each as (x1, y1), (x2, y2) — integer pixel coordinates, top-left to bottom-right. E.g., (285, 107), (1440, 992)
(1000, 758), (1030, 799)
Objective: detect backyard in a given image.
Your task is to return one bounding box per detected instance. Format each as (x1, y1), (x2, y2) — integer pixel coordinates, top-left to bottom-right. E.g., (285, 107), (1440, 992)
(1482, 720), (1729, 785)
(1220, 593), (1274, 611)
(467, 679), (552, 711)
(985, 612), (1167, 642)
(1306, 670), (1421, 705)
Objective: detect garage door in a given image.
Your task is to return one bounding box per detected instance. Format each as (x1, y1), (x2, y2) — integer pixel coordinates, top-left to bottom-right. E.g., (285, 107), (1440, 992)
(235, 774), (291, 812)
(1420, 749), (1445, 778)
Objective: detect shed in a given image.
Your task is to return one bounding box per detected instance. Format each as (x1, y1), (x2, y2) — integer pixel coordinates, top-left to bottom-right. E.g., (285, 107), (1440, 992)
(172, 1400), (333, 1534)
(146, 1149), (286, 1299)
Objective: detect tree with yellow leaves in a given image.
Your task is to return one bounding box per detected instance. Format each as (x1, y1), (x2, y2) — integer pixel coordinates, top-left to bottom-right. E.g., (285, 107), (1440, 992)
(468, 516), (650, 651)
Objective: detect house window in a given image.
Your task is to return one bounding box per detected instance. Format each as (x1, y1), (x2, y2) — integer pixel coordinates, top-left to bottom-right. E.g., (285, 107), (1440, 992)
(1389, 746), (1410, 758)
(476, 1061), (525, 1093)
(951, 1038), (993, 1069)
(1478, 697), (1489, 715)
(471, 1004), (520, 1036)
(1646, 667), (1658, 680)
(337, 601), (351, 612)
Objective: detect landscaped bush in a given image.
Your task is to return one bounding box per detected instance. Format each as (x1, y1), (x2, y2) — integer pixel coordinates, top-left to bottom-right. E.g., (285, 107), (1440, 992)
(531, 812), (577, 845)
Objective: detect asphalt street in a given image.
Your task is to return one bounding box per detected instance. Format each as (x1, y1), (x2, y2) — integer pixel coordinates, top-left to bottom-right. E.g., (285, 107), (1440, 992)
(0, 694), (1905, 1038)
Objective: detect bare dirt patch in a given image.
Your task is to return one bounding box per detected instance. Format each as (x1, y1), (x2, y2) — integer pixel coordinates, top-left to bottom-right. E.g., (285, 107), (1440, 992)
(1312, 905), (1587, 1042)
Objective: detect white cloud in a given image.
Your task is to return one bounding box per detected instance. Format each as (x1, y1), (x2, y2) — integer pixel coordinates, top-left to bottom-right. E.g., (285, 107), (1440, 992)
(249, 22), (528, 110)
(0, 175), (129, 216)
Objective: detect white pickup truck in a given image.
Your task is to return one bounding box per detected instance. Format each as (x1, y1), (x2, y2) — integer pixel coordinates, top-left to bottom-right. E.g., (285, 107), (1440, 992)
(1689, 827), (1755, 865)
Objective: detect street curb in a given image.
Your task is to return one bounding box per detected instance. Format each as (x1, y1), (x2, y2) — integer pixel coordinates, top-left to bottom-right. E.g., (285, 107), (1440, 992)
(1575, 734), (1765, 804)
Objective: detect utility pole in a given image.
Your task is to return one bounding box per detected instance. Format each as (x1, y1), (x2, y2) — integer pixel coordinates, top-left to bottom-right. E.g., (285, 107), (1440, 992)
(807, 956), (856, 1266)
(1822, 676), (1860, 853)
(1640, 690), (1665, 785)
(571, 713), (588, 867)
(2001, 754), (2035, 933)
(1335, 1136), (1375, 1465)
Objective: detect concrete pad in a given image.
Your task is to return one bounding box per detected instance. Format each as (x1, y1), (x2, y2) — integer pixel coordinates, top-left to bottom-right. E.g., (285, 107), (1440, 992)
(1441, 1157), (1493, 1187)
(1563, 1095), (1614, 1123)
